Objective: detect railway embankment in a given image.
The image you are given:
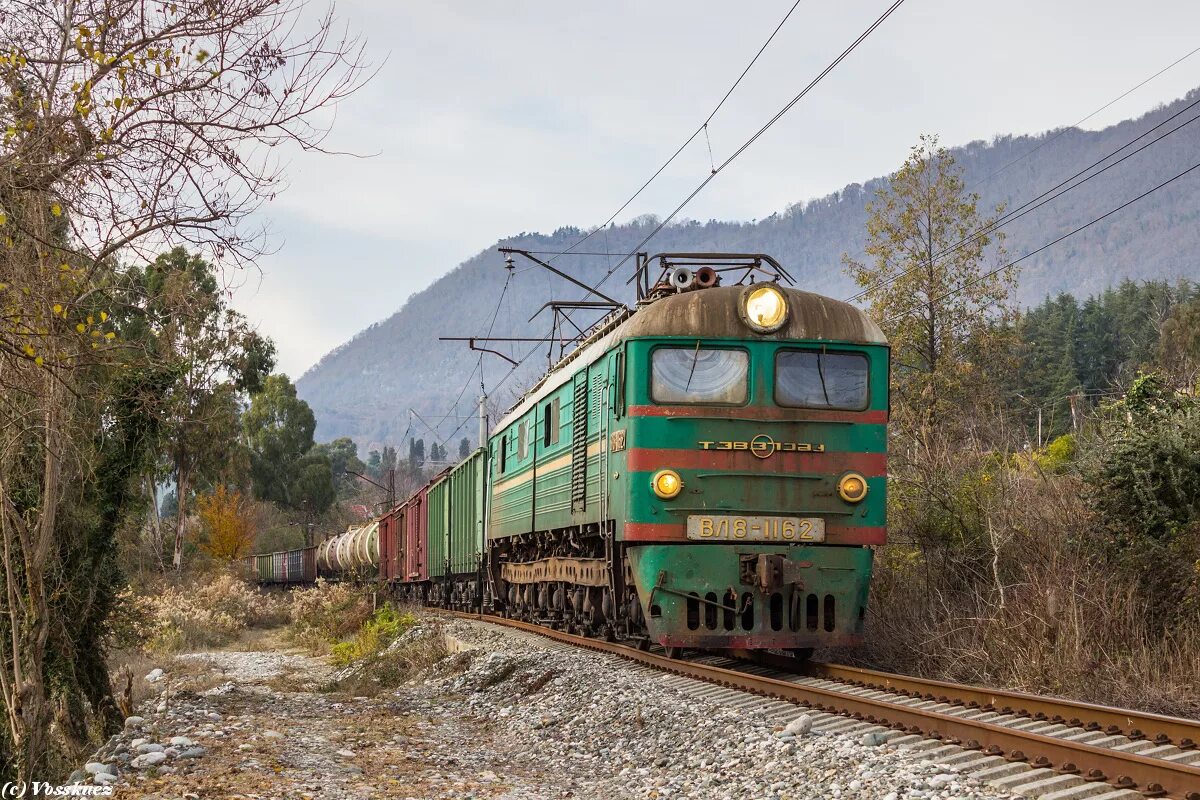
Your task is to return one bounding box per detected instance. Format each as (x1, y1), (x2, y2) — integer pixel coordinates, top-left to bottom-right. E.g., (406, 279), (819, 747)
(72, 612), (1037, 800)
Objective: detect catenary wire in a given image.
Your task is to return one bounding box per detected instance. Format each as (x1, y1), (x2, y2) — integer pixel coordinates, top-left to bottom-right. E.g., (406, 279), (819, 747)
(847, 94), (1200, 304)
(889, 157), (1200, 325)
(582, 0), (909, 298)
(535, 0), (808, 266)
(969, 43), (1200, 192)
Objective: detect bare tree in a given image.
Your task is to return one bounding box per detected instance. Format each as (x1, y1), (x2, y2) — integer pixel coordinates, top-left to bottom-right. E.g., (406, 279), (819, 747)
(0, 0), (370, 779)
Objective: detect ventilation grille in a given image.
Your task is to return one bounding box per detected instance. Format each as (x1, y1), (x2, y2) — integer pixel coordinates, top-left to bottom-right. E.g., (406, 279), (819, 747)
(570, 375), (588, 511)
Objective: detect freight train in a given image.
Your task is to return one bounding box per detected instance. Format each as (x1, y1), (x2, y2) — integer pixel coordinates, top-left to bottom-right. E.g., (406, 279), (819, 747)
(251, 254), (889, 655)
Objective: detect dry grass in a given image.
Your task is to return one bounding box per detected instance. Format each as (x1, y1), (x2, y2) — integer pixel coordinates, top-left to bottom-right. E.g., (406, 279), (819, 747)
(286, 580), (374, 655)
(324, 620), (450, 697)
(859, 448), (1200, 718)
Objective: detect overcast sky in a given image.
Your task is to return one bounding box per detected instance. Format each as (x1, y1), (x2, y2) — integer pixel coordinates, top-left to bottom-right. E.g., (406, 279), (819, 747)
(230, 0), (1200, 377)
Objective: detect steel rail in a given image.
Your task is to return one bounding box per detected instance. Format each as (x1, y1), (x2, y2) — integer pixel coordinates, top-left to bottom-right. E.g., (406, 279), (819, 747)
(804, 660), (1200, 752)
(444, 611), (1200, 800)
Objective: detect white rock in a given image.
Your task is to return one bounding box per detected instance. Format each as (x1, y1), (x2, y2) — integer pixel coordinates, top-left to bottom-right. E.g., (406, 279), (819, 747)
(169, 736), (192, 747)
(263, 729), (284, 740)
(83, 762), (107, 774)
(93, 772), (118, 786)
(144, 668), (164, 683)
(123, 716), (144, 729)
(336, 749), (355, 758)
(136, 743), (164, 753)
(783, 715), (812, 736)
(130, 751), (167, 768)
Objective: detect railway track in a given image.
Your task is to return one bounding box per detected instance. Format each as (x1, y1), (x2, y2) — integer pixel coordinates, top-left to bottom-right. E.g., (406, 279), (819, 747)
(443, 610), (1200, 800)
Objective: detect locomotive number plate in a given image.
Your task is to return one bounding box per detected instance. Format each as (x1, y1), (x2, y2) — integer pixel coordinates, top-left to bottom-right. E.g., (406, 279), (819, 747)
(686, 515), (825, 542)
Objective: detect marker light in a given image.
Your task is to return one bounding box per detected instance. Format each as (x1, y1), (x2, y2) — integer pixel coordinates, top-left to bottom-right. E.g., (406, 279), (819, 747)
(837, 472), (868, 503)
(652, 469), (683, 499)
(742, 284), (788, 332)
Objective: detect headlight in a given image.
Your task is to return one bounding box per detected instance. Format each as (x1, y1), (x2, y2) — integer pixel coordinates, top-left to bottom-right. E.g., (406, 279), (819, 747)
(651, 469), (683, 499)
(741, 284), (788, 332)
(837, 472), (868, 503)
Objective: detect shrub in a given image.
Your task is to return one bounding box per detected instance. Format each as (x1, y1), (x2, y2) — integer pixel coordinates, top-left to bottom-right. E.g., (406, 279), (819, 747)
(143, 573), (289, 653)
(330, 606), (416, 666)
(287, 580), (373, 654)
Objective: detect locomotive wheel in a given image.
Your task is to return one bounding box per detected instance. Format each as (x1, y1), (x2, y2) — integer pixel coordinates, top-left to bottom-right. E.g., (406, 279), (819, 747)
(664, 645), (683, 660)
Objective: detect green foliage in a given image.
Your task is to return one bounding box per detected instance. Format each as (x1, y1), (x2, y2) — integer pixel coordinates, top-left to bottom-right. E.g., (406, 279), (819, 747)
(1033, 434), (1076, 474)
(244, 374), (333, 515)
(330, 606), (416, 666)
(842, 134), (1015, 432)
(1084, 379), (1200, 622)
(1009, 280), (1197, 438)
(312, 437), (366, 497)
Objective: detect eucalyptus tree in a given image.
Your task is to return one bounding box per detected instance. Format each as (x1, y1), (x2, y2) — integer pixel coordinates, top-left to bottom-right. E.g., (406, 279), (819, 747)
(0, 0), (369, 779)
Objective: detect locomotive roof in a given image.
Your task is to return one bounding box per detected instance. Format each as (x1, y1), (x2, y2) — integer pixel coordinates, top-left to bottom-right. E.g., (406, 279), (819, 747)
(620, 284), (886, 344)
(495, 284), (885, 432)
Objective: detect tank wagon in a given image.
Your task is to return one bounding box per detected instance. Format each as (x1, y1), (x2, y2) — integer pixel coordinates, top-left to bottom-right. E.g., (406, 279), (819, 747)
(255, 254), (888, 656)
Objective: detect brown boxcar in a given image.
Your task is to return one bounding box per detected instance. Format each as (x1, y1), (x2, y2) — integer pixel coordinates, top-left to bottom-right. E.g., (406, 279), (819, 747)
(378, 504), (405, 583)
(402, 487), (426, 584)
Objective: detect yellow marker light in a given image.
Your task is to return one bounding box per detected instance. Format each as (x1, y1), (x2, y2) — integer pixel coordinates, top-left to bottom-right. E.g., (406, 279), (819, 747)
(742, 284), (788, 332)
(652, 469), (683, 499)
(837, 472), (868, 503)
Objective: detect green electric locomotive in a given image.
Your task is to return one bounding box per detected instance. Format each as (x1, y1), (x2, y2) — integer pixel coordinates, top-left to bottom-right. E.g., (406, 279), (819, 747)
(482, 253), (888, 654)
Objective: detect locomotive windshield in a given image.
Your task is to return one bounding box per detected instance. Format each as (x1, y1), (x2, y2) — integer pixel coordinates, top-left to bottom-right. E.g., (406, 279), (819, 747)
(775, 350), (869, 410)
(651, 345), (748, 404)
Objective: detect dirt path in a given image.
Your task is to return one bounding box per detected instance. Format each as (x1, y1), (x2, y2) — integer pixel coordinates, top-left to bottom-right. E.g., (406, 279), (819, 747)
(108, 637), (567, 799)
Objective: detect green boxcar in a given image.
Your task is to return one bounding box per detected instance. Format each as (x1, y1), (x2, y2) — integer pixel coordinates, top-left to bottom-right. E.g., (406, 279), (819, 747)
(426, 449), (487, 605)
(255, 553), (274, 583)
(427, 474), (449, 581)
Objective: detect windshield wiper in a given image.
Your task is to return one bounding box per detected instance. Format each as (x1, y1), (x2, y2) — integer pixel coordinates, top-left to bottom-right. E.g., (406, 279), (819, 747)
(816, 351), (832, 407)
(684, 339), (702, 392)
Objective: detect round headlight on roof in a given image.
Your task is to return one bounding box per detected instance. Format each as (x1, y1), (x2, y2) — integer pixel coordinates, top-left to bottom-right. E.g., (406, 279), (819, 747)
(741, 284), (788, 333)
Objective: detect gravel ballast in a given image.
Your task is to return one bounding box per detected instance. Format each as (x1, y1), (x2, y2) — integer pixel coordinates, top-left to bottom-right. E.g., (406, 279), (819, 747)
(71, 613), (1071, 798)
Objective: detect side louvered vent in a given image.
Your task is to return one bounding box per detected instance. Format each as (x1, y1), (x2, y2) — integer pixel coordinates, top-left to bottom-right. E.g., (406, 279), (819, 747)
(570, 374), (588, 512)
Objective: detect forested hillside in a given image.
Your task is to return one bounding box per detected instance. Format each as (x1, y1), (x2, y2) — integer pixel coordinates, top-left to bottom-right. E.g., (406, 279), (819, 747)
(298, 88), (1200, 448)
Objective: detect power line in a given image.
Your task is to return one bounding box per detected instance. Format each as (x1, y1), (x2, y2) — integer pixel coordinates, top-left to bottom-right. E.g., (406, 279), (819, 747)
(848, 94), (1200, 304)
(532, 0), (808, 267)
(893, 157), (1200, 325)
(582, 0), (908, 298)
(969, 43), (1200, 192)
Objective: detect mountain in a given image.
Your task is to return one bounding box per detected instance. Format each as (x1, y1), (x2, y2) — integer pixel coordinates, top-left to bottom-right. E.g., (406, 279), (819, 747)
(297, 88), (1200, 450)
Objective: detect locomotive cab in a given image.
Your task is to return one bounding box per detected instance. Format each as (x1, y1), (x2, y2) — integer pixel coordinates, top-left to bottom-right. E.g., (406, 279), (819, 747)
(484, 254), (888, 655)
(618, 296), (888, 651)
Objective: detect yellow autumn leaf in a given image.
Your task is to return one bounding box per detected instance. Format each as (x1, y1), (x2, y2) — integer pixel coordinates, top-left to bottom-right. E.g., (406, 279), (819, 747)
(53, 304), (62, 314)
(86, 314), (94, 324)
(51, 203), (62, 216)
(34, 356), (43, 366)
(100, 311), (108, 322)
(0, 213), (7, 225)
(23, 344), (34, 356)
(75, 323), (85, 333)
(104, 332), (115, 340)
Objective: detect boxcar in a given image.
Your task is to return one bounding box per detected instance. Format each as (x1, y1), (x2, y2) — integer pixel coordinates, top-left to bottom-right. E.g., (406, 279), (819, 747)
(423, 454), (485, 606)
(379, 504), (403, 583)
